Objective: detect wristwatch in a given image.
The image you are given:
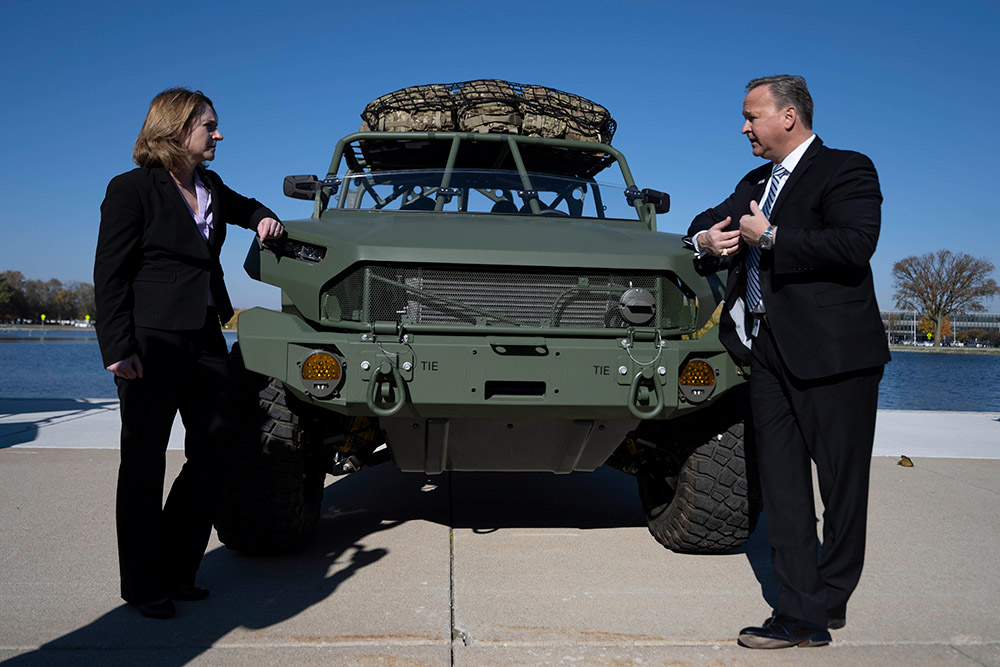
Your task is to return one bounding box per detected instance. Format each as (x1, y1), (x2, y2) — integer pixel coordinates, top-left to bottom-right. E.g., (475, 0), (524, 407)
(760, 225), (775, 250)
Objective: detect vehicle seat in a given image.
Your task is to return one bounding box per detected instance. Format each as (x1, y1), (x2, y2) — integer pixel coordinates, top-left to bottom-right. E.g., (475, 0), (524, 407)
(491, 199), (518, 214)
(401, 196), (436, 211)
(519, 202), (563, 215)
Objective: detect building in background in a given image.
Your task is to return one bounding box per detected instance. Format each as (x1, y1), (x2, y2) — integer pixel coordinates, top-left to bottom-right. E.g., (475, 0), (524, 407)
(881, 311), (1000, 346)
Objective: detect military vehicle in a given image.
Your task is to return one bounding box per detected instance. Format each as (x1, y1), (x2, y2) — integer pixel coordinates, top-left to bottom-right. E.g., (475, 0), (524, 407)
(214, 80), (758, 556)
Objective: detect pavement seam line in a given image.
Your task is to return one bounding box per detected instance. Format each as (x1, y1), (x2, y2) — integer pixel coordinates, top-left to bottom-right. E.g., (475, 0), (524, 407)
(449, 472), (471, 654)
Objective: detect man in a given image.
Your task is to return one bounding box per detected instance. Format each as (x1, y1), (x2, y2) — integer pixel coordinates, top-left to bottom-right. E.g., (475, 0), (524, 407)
(688, 75), (889, 649)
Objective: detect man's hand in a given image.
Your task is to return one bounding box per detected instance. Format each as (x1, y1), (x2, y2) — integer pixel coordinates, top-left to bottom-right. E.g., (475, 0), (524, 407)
(740, 200), (775, 247)
(697, 217), (742, 257)
(107, 353), (143, 380)
(257, 217), (285, 240)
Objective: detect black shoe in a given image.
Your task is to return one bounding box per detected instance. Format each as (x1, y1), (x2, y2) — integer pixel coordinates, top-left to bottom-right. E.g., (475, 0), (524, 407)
(760, 611), (846, 630)
(133, 598), (176, 619)
(738, 615), (831, 649)
(170, 585), (210, 601)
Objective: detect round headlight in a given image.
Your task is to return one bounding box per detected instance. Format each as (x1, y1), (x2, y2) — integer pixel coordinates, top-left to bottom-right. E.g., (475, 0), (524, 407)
(301, 351), (343, 398)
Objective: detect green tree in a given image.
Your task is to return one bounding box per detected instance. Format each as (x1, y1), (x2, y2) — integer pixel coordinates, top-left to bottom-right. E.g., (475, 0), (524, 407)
(0, 271), (28, 320)
(892, 250), (1000, 347)
(0, 274), (14, 320)
(54, 287), (80, 320)
(73, 282), (96, 319)
(0, 272), (96, 322)
(956, 328), (987, 346)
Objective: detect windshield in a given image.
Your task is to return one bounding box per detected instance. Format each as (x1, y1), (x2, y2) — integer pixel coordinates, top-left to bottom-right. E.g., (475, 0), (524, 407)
(330, 169), (638, 220)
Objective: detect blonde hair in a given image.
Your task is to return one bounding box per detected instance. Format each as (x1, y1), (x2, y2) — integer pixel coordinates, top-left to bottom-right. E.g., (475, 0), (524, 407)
(132, 88), (215, 174)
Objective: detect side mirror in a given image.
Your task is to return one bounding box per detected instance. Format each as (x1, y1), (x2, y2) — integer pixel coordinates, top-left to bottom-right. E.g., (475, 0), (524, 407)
(641, 188), (670, 214)
(283, 175), (319, 200)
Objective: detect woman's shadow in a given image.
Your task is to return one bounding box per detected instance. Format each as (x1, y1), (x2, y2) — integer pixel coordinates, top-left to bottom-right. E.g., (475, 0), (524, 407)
(3, 464), (438, 666)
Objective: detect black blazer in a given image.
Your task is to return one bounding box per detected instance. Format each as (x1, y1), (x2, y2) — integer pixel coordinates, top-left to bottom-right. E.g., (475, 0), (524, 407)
(94, 165), (276, 367)
(689, 137), (890, 380)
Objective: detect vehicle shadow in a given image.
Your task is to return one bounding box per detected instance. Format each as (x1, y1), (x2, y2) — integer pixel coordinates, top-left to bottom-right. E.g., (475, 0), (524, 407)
(448, 466), (647, 530)
(4, 463), (769, 665)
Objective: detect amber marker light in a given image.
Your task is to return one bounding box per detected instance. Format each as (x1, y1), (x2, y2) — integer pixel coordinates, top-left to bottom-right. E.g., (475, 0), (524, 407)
(301, 351), (343, 398)
(678, 359), (716, 403)
(679, 360), (715, 386)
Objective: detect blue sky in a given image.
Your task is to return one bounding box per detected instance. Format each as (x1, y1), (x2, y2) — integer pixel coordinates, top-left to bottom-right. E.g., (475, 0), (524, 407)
(2, 0), (998, 312)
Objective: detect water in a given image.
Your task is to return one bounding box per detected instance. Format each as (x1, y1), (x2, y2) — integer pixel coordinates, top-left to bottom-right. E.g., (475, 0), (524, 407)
(877, 350), (1000, 411)
(0, 329), (237, 399)
(0, 329), (997, 411)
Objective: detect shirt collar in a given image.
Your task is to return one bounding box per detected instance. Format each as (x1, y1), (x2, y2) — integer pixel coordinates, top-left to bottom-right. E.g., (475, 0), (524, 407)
(777, 134), (816, 174)
(193, 170), (212, 221)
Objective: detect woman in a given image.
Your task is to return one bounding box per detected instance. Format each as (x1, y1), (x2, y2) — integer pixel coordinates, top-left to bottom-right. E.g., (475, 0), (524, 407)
(94, 88), (284, 619)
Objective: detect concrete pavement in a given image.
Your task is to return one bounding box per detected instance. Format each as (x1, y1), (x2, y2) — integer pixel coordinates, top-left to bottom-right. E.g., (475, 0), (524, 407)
(0, 400), (998, 665)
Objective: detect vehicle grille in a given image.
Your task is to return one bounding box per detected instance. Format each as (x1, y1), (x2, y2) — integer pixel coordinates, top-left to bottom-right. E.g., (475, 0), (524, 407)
(322, 265), (693, 330)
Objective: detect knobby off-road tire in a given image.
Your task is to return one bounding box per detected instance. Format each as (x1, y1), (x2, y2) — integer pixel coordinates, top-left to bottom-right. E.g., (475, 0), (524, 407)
(214, 347), (329, 553)
(636, 391), (760, 554)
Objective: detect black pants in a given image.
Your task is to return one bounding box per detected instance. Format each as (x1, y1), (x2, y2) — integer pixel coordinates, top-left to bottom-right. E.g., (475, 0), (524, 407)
(115, 312), (231, 603)
(750, 319), (883, 626)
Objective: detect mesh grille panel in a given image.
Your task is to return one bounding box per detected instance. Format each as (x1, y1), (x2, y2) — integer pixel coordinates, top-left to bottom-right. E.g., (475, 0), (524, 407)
(324, 265), (689, 330)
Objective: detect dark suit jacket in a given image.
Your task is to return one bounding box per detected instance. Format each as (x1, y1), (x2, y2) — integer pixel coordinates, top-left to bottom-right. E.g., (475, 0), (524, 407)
(94, 165), (276, 367)
(688, 137), (890, 380)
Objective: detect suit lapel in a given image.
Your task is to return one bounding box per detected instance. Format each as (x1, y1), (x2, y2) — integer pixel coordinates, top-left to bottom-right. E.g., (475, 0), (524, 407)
(738, 164), (770, 267)
(769, 137), (823, 221)
(154, 167), (191, 219)
(153, 166), (212, 256)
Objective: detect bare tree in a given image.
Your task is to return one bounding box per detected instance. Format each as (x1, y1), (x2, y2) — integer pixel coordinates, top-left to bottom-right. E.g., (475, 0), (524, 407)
(882, 311), (901, 343)
(892, 250), (1000, 346)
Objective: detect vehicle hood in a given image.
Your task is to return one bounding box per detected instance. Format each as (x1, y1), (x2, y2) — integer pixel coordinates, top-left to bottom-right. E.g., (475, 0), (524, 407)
(285, 211), (689, 272)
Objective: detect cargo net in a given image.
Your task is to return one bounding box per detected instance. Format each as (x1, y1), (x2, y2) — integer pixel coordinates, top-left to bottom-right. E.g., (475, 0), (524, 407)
(359, 79), (616, 144)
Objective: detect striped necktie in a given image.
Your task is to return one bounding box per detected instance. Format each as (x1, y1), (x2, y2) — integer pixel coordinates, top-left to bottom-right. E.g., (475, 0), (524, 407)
(746, 162), (789, 313)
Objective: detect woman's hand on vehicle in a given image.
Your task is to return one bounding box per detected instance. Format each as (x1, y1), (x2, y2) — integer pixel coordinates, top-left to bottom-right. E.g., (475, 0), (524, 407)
(257, 217), (284, 240)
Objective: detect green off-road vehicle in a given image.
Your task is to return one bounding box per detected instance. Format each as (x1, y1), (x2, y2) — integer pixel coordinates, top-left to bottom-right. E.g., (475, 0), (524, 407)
(214, 80), (758, 555)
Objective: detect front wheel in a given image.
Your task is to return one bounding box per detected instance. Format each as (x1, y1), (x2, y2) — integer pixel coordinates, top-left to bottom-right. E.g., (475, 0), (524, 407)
(214, 347), (333, 553)
(635, 391), (760, 553)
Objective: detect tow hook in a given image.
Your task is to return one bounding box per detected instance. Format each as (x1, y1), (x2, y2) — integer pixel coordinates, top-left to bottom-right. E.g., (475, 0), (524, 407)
(366, 361), (406, 417)
(628, 366), (664, 419)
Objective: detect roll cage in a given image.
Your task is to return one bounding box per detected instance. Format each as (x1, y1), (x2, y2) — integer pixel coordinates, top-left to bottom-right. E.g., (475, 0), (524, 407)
(285, 132), (668, 230)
